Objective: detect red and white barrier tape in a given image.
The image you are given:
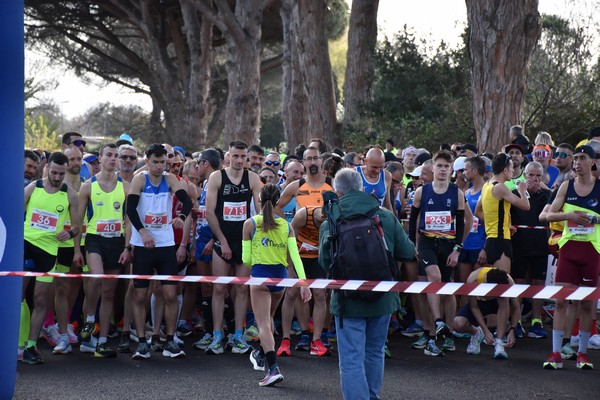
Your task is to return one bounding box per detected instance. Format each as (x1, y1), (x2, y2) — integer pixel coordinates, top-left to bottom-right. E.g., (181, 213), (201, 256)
(1, 271), (599, 300)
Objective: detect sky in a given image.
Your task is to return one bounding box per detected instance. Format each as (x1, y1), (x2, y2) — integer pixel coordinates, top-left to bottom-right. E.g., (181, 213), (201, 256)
(26, 0), (580, 119)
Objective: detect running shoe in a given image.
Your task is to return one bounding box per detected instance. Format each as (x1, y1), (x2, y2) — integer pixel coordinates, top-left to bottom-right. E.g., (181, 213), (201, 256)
(66, 323), (78, 344)
(17, 347), (24, 361)
(79, 321), (96, 342)
(244, 324), (260, 342)
(326, 325), (337, 342)
(588, 334), (600, 350)
(561, 343), (577, 360)
(132, 342), (151, 360)
(259, 364), (284, 387)
(290, 321), (302, 336)
(543, 352), (563, 369)
(515, 322), (525, 339)
(193, 333), (213, 350)
(149, 338), (166, 352)
(174, 334), (185, 347)
(424, 340), (443, 357)
(225, 333), (235, 352)
(543, 303), (556, 319)
(80, 336), (98, 354)
(435, 321), (451, 337)
(53, 338), (72, 355)
(129, 326), (139, 343)
(41, 324), (60, 347)
(94, 342), (117, 358)
(231, 336), (252, 354)
(176, 320), (193, 337)
(411, 334), (428, 350)
(107, 324), (119, 339)
(295, 333), (310, 351)
(320, 332), (331, 348)
(192, 312), (205, 334)
(22, 346), (44, 365)
(250, 349), (265, 371)
(401, 322), (424, 337)
(384, 342), (392, 359)
(493, 341), (508, 359)
(466, 327), (484, 355)
(442, 337), (456, 352)
(310, 339), (332, 356)
(276, 338), (291, 357)
(118, 333), (132, 353)
(527, 321), (548, 339)
(205, 336), (224, 355)
(163, 341), (186, 358)
(452, 331), (471, 339)
(576, 352), (594, 370)
(388, 317), (401, 334)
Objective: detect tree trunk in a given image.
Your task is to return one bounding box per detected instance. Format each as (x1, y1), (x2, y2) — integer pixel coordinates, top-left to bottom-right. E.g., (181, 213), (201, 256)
(281, 0), (307, 151)
(296, 0), (338, 148)
(467, 0), (541, 153)
(343, 0), (379, 129)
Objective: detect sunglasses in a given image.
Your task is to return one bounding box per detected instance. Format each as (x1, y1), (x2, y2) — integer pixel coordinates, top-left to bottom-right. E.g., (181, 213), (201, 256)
(556, 152), (571, 159)
(167, 153), (175, 158)
(120, 155), (136, 161)
(534, 150), (549, 158)
(70, 139), (86, 147)
(265, 160), (280, 167)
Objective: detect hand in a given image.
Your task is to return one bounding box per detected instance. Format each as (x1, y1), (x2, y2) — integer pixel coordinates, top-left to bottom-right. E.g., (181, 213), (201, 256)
(509, 225), (517, 236)
(73, 250), (84, 268)
(446, 251), (459, 267)
(570, 210), (591, 225)
(141, 230), (156, 249)
(219, 240), (232, 260)
(516, 180), (527, 194)
(202, 239), (214, 256)
(484, 329), (495, 346)
(56, 230), (71, 242)
(118, 249), (131, 265)
(506, 330), (516, 348)
(171, 217), (184, 230)
(300, 286), (312, 303)
(477, 249), (487, 265)
(176, 245), (188, 264)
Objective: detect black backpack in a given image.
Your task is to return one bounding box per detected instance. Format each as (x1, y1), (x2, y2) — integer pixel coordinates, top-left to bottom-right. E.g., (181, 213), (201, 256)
(329, 206), (399, 302)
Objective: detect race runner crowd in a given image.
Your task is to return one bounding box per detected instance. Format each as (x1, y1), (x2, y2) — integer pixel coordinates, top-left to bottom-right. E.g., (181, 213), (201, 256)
(20, 127), (600, 396)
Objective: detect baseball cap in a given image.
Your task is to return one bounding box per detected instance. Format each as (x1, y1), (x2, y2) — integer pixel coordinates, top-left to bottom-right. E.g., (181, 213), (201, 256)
(119, 133), (134, 145)
(573, 145), (596, 159)
(173, 146), (186, 157)
(414, 152), (432, 166)
(83, 154), (98, 164)
(587, 126), (600, 140)
(407, 166), (422, 178)
(504, 144), (524, 154)
(452, 156), (467, 178)
(458, 143), (477, 154)
(481, 156), (492, 172)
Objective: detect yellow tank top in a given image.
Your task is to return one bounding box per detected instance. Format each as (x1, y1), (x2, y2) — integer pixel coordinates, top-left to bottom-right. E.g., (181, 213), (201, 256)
(481, 181), (510, 239)
(477, 267), (494, 283)
(24, 180), (70, 256)
(250, 215), (290, 266)
(86, 176), (126, 237)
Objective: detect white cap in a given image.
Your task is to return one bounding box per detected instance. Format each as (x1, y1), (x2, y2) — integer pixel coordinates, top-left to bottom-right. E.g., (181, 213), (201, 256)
(453, 156), (467, 178)
(407, 166), (422, 178)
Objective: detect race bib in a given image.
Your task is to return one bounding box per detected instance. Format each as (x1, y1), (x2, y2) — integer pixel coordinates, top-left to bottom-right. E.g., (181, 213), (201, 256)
(299, 242), (319, 253)
(425, 211), (452, 231)
(471, 216), (479, 233)
(30, 209), (59, 232)
(567, 220), (594, 235)
(144, 212), (168, 230)
(96, 218), (122, 238)
(223, 201), (247, 222)
(197, 206), (207, 226)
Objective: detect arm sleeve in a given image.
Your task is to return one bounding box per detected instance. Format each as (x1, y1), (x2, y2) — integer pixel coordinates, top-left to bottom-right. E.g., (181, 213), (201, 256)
(174, 189), (193, 217)
(126, 194), (144, 232)
(242, 240), (252, 267)
(455, 209), (465, 245)
(408, 205), (420, 244)
(288, 236), (306, 280)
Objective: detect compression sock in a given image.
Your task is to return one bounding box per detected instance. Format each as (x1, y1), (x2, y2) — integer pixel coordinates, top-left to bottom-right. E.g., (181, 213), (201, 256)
(579, 331), (590, 354)
(19, 300), (30, 348)
(552, 329), (564, 353)
(265, 351), (277, 370)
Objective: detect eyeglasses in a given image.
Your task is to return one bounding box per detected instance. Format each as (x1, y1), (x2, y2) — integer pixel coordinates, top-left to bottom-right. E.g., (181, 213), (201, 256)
(556, 152), (571, 159)
(70, 139), (86, 147)
(167, 153), (175, 158)
(304, 156), (321, 162)
(119, 155), (137, 161)
(265, 160), (280, 167)
(534, 150), (549, 158)
(197, 159), (207, 165)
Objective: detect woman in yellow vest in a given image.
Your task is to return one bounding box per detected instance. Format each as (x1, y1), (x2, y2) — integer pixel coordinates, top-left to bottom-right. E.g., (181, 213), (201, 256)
(242, 183), (311, 387)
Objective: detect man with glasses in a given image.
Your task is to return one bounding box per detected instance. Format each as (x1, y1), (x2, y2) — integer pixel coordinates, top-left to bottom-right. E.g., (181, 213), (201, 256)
(264, 152), (282, 172)
(342, 152), (362, 169)
(357, 147), (394, 212)
(61, 132), (91, 179)
(402, 146), (418, 185)
(553, 143), (574, 188)
(117, 144), (138, 183)
(533, 144), (559, 187)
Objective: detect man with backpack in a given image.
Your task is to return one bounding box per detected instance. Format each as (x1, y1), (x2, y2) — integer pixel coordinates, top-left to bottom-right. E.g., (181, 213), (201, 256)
(318, 168), (415, 400)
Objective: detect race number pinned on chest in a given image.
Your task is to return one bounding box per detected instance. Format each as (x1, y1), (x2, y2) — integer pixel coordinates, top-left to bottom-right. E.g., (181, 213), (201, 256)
(97, 219), (122, 237)
(144, 212), (168, 230)
(223, 201), (247, 222)
(471, 216), (479, 233)
(425, 211), (452, 231)
(31, 209), (59, 232)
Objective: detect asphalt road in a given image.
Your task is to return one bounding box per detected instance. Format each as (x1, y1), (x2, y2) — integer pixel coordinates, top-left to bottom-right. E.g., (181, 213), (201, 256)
(13, 332), (600, 399)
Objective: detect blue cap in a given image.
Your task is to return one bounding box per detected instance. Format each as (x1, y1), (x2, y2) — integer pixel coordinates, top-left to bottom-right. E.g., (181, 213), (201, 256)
(84, 154), (98, 163)
(173, 146), (185, 156)
(119, 133), (134, 145)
